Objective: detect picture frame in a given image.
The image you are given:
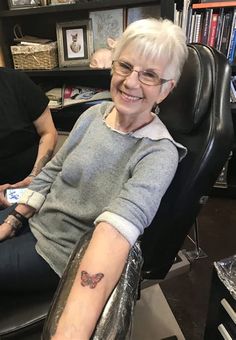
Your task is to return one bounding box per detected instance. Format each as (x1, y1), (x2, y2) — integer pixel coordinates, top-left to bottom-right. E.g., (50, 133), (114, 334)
(8, 0), (40, 9)
(89, 9), (124, 50)
(126, 5), (161, 26)
(56, 20), (93, 67)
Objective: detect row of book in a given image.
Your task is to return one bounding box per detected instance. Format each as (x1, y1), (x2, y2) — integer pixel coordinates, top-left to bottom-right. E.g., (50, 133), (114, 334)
(46, 85), (111, 109)
(174, 1), (236, 64)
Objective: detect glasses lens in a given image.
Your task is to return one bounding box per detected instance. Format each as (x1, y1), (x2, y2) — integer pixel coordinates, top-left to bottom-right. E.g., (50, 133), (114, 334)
(113, 61), (132, 76)
(139, 70), (160, 86)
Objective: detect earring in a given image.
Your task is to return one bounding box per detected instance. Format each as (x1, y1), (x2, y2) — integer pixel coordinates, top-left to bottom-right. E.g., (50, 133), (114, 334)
(155, 104), (160, 115)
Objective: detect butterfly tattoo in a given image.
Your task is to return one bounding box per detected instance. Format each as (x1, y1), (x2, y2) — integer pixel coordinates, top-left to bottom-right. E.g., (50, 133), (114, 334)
(81, 271), (104, 289)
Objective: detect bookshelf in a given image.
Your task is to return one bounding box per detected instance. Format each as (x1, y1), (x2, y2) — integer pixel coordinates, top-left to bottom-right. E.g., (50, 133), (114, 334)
(185, 1), (236, 197)
(0, 0), (174, 88)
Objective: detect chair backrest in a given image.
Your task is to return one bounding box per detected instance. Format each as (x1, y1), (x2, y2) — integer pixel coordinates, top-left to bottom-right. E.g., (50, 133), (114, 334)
(140, 43), (234, 280)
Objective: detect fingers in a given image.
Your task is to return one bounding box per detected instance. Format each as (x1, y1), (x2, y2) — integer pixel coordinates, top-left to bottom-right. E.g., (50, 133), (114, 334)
(0, 223), (14, 241)
(10, 177), (32, 189)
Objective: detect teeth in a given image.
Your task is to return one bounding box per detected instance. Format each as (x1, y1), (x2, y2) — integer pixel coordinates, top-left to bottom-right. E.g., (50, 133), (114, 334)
(121, 91), (141, 101)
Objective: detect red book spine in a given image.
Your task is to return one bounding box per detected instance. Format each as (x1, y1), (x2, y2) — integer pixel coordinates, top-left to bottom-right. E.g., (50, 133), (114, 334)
(208, 13), (219, 46)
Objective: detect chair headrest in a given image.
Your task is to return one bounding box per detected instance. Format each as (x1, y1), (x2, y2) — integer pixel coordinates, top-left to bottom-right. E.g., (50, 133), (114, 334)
(159, 44), (213, 134)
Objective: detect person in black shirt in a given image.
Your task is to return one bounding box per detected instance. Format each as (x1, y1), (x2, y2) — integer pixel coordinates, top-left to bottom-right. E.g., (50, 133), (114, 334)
(0, 67), (57, 207)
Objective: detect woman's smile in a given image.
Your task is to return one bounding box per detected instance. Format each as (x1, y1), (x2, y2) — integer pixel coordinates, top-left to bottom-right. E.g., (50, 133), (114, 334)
(119, 89), (144, 102)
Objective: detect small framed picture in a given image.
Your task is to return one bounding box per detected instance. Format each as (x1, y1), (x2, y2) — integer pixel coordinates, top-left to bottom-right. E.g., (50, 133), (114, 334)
(8, 0), (40, 9)
(56, 20), (93, 67)
(89, 9), (124, 50)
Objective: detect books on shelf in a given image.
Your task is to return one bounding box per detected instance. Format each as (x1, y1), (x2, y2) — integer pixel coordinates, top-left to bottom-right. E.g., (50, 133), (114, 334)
(46, 86), (111, 109)
(188, 3), (236, 63)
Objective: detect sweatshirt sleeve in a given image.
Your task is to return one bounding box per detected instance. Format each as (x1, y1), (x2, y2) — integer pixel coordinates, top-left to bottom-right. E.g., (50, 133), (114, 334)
(95, 139), (179, 246)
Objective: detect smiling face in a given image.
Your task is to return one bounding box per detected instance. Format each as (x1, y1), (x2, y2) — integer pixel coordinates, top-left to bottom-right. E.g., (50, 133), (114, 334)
(110, 44), (175, 122)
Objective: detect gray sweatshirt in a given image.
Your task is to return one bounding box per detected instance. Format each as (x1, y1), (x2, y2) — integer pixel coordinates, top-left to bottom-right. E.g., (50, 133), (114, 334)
(19, 101), (186, 277)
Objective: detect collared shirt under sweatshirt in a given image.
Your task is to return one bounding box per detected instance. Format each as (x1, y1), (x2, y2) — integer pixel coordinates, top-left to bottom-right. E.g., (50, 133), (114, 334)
(19, 101), (186, 277)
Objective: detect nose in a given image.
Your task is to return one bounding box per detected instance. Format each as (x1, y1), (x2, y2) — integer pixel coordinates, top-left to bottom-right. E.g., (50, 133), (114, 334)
(123, 69), (140, 88)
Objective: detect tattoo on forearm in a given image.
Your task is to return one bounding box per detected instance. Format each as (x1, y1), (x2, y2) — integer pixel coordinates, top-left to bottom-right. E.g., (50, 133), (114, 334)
(31, 149), (53, 176)
(81, 271), (104, 289)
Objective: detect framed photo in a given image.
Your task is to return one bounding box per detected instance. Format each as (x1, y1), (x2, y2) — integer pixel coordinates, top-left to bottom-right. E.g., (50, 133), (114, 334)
(126, 5), (161, 26)
(89, 9), (124, 50)
(8, 0), (40, 9)
(56, 20), (93, 67)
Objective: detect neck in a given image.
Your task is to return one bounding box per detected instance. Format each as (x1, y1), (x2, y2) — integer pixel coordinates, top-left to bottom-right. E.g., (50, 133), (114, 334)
(106, 108), (154, 133)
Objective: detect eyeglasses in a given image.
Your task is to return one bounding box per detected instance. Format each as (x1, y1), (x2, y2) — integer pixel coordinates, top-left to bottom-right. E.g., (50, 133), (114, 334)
(112, 60), (171, 86)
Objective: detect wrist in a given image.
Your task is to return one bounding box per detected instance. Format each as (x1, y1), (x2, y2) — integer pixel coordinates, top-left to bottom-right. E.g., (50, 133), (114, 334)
(4, 215), (22, 233)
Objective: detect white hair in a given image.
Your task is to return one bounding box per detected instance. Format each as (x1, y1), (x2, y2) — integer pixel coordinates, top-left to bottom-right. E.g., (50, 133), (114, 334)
(112, 18), (188, 85)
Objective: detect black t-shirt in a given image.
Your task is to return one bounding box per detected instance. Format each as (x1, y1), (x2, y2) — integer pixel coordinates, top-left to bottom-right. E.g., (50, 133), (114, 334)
(0, 68), (49, 184)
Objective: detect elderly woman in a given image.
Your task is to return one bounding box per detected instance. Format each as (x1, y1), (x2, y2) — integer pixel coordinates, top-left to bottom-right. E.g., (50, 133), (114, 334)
(0, 18), (188, 339)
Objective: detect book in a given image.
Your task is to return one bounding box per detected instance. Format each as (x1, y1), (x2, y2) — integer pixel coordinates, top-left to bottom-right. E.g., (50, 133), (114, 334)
(193, 2), (236, 9)
(228, 28), (236, 62)
(189, 11), (196, 43)
(226, 8), (236, 57)
(202, 8), (213, 44)
(208, 13), (219, 46)
(220, 11), (234, 55)
(215, 7), (225, 49)
(186, 5), (193, 41)
(191, 13), (203, 43)
(182, 0), (191, 34)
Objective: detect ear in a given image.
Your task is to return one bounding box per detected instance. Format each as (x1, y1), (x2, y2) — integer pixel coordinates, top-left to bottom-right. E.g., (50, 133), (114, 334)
(107, 37), (117, 49)
(157, 80), (176, 104)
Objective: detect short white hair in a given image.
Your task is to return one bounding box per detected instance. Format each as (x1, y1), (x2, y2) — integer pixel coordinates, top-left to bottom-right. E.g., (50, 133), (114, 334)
(112, 18), (188, 84)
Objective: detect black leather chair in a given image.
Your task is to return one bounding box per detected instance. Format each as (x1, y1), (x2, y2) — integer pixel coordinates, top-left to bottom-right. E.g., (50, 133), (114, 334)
(0, 44), (233, 339)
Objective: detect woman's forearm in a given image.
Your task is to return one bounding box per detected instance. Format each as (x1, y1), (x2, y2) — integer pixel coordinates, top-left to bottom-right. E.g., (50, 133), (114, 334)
(53, 222), (130, 340)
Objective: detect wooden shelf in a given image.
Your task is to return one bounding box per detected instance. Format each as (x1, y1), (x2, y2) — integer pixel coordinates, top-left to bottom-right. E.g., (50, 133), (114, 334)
(0, 0), (159, 17)
(21, 67), (110, 77)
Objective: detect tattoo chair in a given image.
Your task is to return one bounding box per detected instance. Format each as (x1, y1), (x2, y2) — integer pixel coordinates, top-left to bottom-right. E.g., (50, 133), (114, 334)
(0, 44), (233, 339)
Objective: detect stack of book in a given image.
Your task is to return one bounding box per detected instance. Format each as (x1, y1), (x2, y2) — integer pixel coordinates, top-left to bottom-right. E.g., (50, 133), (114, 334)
(46, 85), (111, 109)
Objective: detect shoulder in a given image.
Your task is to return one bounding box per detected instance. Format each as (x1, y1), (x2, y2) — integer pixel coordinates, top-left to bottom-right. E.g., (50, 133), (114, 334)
(73, 100), (113, 128)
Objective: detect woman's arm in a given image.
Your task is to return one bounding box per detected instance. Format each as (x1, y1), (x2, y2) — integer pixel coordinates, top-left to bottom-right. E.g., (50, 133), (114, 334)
(52, 222), (130, 340)
(0, 203), (35, 241)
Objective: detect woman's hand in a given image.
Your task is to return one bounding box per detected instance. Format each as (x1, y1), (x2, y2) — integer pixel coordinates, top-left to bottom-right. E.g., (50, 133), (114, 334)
(0, 222), (14, 241)
(0, 177), (33, 208)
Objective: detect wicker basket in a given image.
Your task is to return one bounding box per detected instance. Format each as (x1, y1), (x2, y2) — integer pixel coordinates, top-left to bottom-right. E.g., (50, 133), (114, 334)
(10, 42), (58, 70)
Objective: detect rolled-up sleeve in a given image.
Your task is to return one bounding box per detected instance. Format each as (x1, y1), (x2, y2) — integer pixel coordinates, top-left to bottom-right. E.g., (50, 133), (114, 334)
(95, 140), (179, 245)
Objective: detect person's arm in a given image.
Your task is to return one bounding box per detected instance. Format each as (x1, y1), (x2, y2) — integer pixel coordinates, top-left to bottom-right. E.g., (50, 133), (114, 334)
(12, 106), (58, 187)
(0, 203), (35, 241)
(0, 107), (57, 207)
(52, 222), (130, 340)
